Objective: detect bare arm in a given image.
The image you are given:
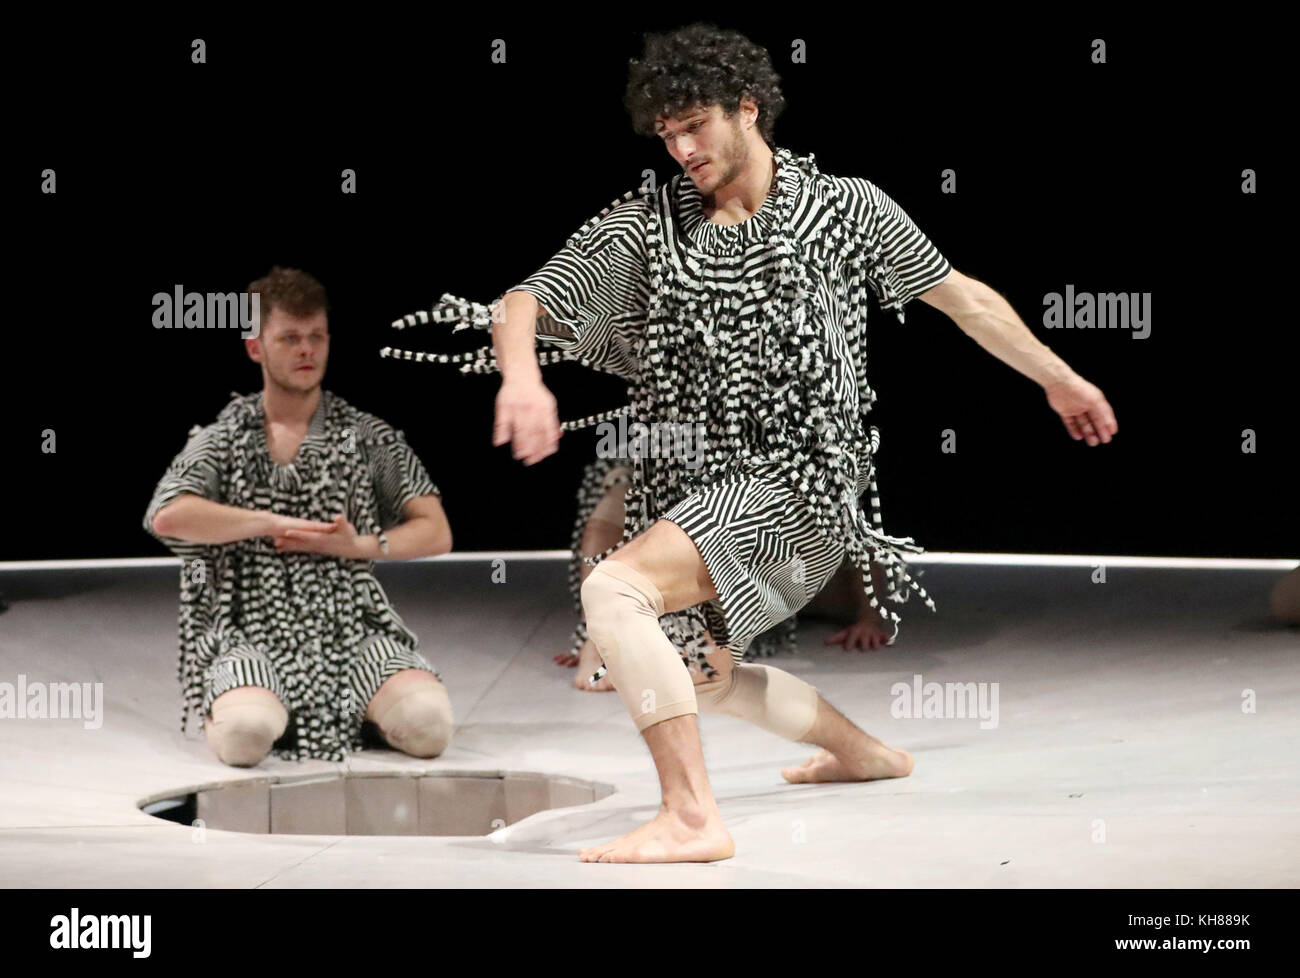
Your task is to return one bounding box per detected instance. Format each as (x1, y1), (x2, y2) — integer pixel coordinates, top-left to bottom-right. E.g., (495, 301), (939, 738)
(492, 291), (562, 465)
(495, 291), (545, 384)
(369, 494), (452, 560)
(152, 492), (335, 545)
(919, 269), (1118, 444)
(919, 269), (1072, 386)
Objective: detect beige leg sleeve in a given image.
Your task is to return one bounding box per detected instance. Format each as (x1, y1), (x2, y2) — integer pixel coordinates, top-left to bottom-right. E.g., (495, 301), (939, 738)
(580, 559), (699, 733)
(373, 682), (454, 758)
(204, 687), (289, 767)
(695, 663), (820, 743)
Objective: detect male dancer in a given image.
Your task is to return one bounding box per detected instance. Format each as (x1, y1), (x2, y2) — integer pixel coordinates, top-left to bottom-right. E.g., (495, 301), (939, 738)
(434, 24), (1116, 862)
(146, 267), (454, 765)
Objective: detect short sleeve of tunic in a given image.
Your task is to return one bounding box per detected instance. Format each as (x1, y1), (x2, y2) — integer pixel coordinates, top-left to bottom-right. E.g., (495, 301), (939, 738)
(142, 422), (226, 547)
(366, 424), (441, 532)
(838, 177), (952, 321)
(504, 193), (649, 380)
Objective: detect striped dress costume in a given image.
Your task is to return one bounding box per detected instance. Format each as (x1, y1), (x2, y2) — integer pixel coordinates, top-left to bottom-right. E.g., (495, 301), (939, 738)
(143, 389), (442, 762)
(382, 146), (950, 682)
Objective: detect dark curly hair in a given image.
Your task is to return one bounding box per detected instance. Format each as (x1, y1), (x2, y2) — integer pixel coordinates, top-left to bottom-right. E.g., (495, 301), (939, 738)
(624, 23), (786, 143)
(247, 266), (329, 330)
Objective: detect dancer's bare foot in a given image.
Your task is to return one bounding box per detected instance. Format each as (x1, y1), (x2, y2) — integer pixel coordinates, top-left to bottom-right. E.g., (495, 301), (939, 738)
(578, 803), (734, 863)
(572, 637), (614, 691)
(781, 739), (913, 784)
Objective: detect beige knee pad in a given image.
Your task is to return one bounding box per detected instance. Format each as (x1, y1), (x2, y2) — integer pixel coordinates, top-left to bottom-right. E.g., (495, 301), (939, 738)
(205, 688), (289, 767)
(374, 683), (454, 758)
(695, 663), (820, 743)
(581, 559), (698, 732)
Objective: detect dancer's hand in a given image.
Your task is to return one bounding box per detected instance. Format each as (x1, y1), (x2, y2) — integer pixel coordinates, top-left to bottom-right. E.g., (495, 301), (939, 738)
(494, 377), (562, 465)
(274, 514), (367, 558)
(826, 618), (891, 651)
(1044, 373), (1117, 446)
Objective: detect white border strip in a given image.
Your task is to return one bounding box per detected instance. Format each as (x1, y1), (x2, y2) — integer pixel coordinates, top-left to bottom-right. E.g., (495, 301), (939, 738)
(0, 552), (1294, 573)
(910, 553), (1296, 570)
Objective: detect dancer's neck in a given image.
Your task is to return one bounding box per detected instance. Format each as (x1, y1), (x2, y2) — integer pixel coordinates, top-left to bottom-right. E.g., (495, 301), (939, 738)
(702, 147), (776, 226)
(261, 383), (320, 428)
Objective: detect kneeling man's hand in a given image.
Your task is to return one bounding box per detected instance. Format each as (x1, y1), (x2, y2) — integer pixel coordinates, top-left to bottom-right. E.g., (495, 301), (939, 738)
(275, 513), (367, 559)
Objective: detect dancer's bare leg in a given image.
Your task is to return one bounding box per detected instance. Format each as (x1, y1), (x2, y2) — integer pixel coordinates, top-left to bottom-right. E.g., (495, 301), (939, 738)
(779, 699), (914, 783)
(1270, 567), (1300, 624)
(688, 633), (913, 784)
(577, 518), (734, 863)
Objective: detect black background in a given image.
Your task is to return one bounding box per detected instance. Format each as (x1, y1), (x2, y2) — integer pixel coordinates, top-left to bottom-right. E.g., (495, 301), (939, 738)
(5, 14), (1293, 561)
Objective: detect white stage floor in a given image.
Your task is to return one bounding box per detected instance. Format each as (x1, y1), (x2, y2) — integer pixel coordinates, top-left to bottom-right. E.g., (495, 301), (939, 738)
(1, 557), (1296, 888)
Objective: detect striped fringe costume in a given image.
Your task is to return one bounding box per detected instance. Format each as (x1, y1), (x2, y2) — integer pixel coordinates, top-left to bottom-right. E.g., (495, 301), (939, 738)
(382, 146), (950, 682)
(143, 390), (441, 761)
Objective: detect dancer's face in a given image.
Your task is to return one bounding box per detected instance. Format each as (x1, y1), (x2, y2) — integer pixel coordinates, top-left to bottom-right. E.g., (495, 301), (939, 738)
(246, 309), (329, 394)
(655, 101), (757, 194)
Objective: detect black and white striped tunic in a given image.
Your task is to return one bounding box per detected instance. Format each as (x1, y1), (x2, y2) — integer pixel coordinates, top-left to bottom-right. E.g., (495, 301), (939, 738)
(403, 146), (950, 674)
(503, 147), (952, 667)
(143, 390), (441, 762)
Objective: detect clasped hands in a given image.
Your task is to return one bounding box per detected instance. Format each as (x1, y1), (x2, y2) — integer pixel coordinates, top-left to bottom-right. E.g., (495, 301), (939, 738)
(269, 513), (375, 559)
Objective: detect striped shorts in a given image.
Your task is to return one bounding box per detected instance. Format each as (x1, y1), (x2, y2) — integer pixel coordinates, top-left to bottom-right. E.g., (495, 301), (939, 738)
(202, 634), (438, 719)
(659, 473), (846, 662)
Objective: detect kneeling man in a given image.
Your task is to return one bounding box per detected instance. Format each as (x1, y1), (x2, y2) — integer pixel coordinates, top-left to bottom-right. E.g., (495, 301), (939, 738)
(145, 267), (453, 766)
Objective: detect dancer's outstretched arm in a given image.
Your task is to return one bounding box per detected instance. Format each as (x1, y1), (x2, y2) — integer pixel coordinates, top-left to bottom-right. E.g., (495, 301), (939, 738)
(919, 269), (1118, 446)
(493, 291), (563, 465)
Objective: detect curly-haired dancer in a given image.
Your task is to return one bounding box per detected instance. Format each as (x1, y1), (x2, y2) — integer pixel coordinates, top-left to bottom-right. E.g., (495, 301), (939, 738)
(427, 23), (1117, 862)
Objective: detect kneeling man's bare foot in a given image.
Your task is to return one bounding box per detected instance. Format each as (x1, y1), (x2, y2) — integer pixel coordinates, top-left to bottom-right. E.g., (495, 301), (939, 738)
(578, 804), (734, 863)
(781, 738), (913, 784)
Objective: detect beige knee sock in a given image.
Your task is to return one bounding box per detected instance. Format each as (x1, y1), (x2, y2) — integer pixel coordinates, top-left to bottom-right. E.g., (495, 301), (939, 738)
(695, 663), (820, 743)
(205, 688), (289, 767)
(374, 683), (454, 758)
(581, 559), (698, 732)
